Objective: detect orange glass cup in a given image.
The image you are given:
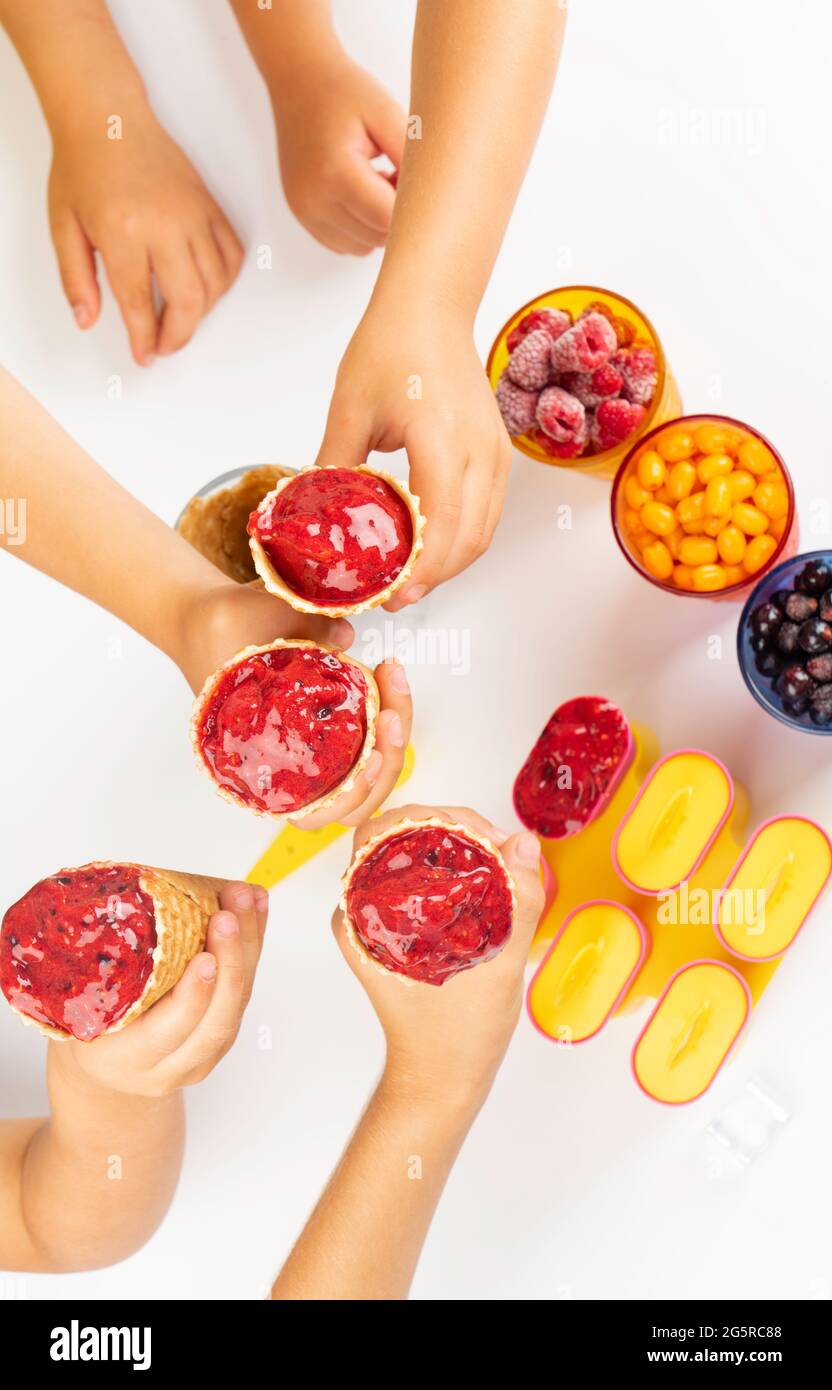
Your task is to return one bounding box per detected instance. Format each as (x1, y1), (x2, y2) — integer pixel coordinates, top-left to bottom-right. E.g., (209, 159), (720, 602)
(486, 285), (682, 478)
(611, 414), (798, 601)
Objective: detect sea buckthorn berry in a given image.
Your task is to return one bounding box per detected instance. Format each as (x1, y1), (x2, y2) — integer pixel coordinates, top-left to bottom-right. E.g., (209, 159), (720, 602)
(624, 507), (648, 538)
(737, 438), (775, 475)
(721, 564), (748, 587)
(743, 533), (778, 574)
(625, 476), (651, 509)
(697, 453), (733, 484)
(636, 451), (666, 491)
(727, 469), (756, 502)
(665, 527), (684, 559)
(666, 461), (697, 502)
(769, 514), (788, 541)
(642, 541), (673, 581)
(654, 484), (673, 503)
(692, 564), (727, 592)
(693, 424), (736, 455)
(679, 536), (718, 567)
(657, 430), (695, 463)
(641, 501), (677, 536)
(717, 524), (747, 566)
(704, 476), (732, 516)
(753, 481), (789, 520)
(676, 493), (706, 526)
(673, 564), (695, 591)
(704, 513), (731, 537)
(732, 502), (769, 536)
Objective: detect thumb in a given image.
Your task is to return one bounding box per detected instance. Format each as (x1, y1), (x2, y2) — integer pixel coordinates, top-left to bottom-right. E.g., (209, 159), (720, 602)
(368, 97), (407, 169)
(314, 403), (371, 472)
(51, 210), (100, 330)
(500, 832), (545, 954)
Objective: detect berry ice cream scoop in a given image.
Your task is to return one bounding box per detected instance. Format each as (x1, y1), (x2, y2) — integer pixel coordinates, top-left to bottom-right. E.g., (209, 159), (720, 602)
(514, 697), (633, 839)
(1, 865), (222, 1041)
(191, 640), (379, 818)
(248, 466), (424, 616)
(341, 818), (516, 985)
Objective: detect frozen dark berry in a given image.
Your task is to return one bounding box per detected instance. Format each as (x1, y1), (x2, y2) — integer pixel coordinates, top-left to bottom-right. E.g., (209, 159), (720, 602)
(507, 307), (572, 353)
(806, 653), (832, 683)
(785, 592), (818, 621)
(506, 328), (553, 390)
(810, 691), (832, 726)
(749, 601), (783, 646)
(776, 621), (801, 655)
(776, 665), (815, 714)
(819, 590), (832, 623)
(798, 618), (832, 654)
(755, 649), (784, 678)
(495, 372), (539, 436)
(536, 385), (586, 444)
(795, 560), (832, 596)
(551, 313), (617, 373)
(770, 589), (793, 612)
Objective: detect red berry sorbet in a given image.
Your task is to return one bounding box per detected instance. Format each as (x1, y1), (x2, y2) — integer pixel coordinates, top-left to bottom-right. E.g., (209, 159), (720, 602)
(197, 645), (369, 814)
(345, 824), (514, 985)
(249, 468), (414, 606)
(1, 866), (157, 1041)
(513, 697), (632, 839)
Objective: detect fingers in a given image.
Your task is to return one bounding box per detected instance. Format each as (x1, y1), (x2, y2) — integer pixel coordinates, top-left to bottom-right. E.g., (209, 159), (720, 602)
(499, 832), (545, 959)
(343, 157), (396, 235)
(51, 210), (101, 331)
(163, 910), (247, 1078)
(152, 240), (207, 357)
(103, 244), (157, 367)
(366, 97), (408, 169)
(190, 231), (230, 313)
(219, 882), (264, 1000)
(386, 426), (465, 609)
(129, 950), (218, 1064)
(314, 402), (370, 473)
(290, 659), (412, 830)
(209, 214), (244, 287)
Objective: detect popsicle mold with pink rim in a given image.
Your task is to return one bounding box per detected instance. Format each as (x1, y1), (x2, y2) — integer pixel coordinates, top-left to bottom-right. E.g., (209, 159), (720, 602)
(527, 900), (649, 1045)
(612, 750), (734, 895)
(631, 960), (752, 1105)
(513, 697), (634, 840)
(714, 816), (832, 962)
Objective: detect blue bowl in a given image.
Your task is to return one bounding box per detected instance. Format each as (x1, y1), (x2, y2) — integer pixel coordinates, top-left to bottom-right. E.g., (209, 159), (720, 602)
(737, 549), (832, 735)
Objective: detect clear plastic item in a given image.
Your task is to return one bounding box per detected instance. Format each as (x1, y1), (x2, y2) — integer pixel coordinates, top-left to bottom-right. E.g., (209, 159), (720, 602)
(706, 1075), (791, 1168)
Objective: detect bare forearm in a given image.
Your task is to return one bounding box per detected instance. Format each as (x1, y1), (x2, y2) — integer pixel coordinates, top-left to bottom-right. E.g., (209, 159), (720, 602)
(0, 368), (225, 662)
(229, 0), (340, 85)
(374, 0), (565, 320)
(0, 0), (148, 137)
(4, 1047), (183, 1272)
(272, 1072), (477, 1301)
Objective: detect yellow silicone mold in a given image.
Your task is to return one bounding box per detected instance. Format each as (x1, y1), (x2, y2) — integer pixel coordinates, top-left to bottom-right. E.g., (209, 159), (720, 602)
(632, 961), (751, 1105)
(612, 751), (734, 894)
(528, 901), (648, 1045)
(715, 816), (832, 962)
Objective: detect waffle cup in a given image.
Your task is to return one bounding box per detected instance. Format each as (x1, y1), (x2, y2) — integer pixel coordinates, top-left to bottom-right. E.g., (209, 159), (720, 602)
(11, 864), (224, 1042)
(190, 639), (380, 820)
(177, 465), (293, 584)
(340, 816), (518, 985)
(248, 465), (426, 617)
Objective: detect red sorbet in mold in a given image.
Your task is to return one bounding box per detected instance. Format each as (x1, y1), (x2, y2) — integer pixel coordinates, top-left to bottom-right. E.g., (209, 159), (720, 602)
(0, 866), (157, 1041)
(513, 697), (631, 839)
(197, 646), (369, 814)
(345, 825), (513, 985)
(249, 468), (413, 606)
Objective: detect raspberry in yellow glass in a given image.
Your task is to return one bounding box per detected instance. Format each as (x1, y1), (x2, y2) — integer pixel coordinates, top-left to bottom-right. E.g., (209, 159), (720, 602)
(611, 415), (796, 598)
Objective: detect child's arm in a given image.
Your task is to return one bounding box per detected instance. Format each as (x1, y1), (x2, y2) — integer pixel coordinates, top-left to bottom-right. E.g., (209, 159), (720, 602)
(229, 0), (406, 255)
(0, 367), (410, 827)
(0, 0), (243, 364)
(271, 806), (543, 1300)
(0, 885), (265, 1272)
(315, 0), (566, 606)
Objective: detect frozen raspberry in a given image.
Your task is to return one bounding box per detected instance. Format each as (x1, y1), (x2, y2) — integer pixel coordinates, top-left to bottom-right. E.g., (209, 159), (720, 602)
(506, 328), (553, 390)
(592, 398), (647, 451)
(536, 385), (586, 444)
(529, 427), (586, 460)
(591, 363), (623, 398)
(617, 347), (658, 406)
(558, 363), (622, 410)
(550, 312), (617, 373)
(495, 371), (539, 437)
(506, 307), (572, 353)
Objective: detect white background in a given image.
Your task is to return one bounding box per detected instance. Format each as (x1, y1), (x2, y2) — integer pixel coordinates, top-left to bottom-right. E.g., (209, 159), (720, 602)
(1, 0), (830, 1301)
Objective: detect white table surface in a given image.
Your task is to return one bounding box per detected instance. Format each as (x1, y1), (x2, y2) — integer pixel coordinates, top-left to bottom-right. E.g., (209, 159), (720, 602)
(1, 0), (830, 1301)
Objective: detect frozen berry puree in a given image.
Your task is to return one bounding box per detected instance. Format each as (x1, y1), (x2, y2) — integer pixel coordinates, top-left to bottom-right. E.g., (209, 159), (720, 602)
(197, 645), (369, 813)
(514, 697), (632, 839)
(345, 824), (514, 985)
(0, 866), (156, 1041)
(249, 468), (413, 606)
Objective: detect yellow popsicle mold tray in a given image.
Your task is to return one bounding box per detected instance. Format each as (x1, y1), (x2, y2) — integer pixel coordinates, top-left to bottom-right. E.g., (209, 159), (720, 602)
(527, 730), (832, 1103)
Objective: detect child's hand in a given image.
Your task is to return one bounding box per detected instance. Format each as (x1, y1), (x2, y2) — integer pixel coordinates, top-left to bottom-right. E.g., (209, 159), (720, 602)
(315, 303), (512, 605)
(333, 805), (544, 1108)
(52, 884), (268, 1099)
(269, 52), (406, 255)
(48, 105), (243, 365)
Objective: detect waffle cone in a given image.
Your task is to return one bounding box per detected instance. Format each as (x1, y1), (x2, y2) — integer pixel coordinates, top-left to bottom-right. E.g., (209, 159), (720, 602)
(8, 864), (224, 1042)
(249, 465), (426, 617)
